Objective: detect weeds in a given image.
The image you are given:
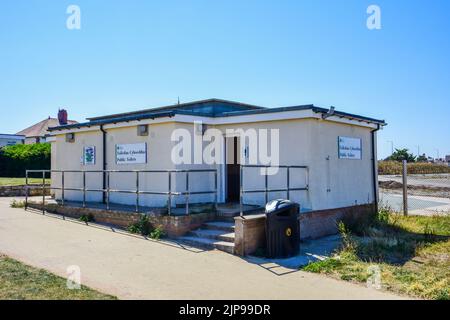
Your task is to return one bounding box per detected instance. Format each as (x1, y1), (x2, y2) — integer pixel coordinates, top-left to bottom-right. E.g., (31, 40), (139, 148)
(79, 214), (95, 223)
(303, 207), (450, 300)
(127, 214), (165, 239)
(149, 226), (165, 240)
(10, 199), (25, 208)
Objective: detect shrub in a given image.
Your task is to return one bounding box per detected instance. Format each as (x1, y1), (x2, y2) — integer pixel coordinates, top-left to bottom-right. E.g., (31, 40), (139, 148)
(149, 226), (165, 240)
(10, 199), (25, 208)
(127, 214), (152, 236)
(79, 214), (95, 223)
(0, 144), (51, 177)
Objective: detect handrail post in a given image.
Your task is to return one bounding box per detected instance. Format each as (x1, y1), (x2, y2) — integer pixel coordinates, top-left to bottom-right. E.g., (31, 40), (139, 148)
(168, 171), (172, 216)
(185, 172), (189, 215)
(135, 171), (139, 213)
(264, 167), (268, 205)
(240, 165), (243, 217)
(82, 171), (86, 208)
(42, 170), (45, 214)
(402, 160), (408, 216)
(106, 171), (110, 211)
(62, 171), (65, 207)
(25, 171), (28, 211)
(214, 170), (218, 211)
(286, 167), (290, 200)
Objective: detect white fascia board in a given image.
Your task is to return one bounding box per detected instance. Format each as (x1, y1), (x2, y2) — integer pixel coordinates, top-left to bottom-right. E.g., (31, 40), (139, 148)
(48, 126), (101, 135)
(48, 109), (378, 133)
(0, 134), (25, 140)
(174, 110), (378, 129)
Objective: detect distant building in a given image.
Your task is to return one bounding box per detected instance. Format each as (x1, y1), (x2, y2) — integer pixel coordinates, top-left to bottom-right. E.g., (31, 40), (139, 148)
(0, 134), (24, 148)
(446, 155), (450, 166)
(16, 109), (77, 144)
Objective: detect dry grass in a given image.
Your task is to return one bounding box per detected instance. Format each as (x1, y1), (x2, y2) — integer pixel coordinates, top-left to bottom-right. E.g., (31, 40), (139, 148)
(378, 161), (450, 175)
(0, 177), (51, 186)
(0, 255), (116, 300)
(303, 211), (450, 300)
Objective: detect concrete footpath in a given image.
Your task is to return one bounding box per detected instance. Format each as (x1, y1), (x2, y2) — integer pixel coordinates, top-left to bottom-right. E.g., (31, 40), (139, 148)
(0, 198), (404, 300)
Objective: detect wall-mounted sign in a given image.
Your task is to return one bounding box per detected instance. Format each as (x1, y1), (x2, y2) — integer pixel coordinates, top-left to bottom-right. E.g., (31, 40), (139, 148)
(83, 146), (96, 165)
(338, 137), (362, 160)
(116, 143), (147, 165)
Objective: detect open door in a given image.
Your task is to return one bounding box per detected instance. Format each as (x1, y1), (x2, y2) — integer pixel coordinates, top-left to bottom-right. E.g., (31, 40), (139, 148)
(226, 136), (240, 202)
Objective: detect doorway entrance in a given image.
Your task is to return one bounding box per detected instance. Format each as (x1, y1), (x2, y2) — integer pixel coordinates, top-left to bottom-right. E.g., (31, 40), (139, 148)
(226, 136), (240, 202)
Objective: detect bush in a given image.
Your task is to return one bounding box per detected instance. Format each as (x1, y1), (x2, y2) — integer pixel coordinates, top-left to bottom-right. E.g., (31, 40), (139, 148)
(79, 214), (95, 223)
(149, 226), (165, 240)
(127, 214), (152, 236)
(10, 199), (25, 208)
(0, 144), (51, 177)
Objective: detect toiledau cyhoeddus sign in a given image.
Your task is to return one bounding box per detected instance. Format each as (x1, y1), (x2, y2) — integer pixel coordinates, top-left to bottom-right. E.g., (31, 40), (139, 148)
(338, 136), (362, 160)
(116, 143), (147, 164)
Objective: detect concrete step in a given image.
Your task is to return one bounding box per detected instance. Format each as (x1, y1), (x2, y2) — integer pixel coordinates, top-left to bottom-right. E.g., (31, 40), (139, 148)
(189, 229), (235, 243)
(177, 236), (234, 254)
(202, 221), (235, 233)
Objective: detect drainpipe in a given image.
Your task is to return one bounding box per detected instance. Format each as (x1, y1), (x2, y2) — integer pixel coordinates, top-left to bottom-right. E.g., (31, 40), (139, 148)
(371, 124), (381, 213)
(100, 125), (107, 204)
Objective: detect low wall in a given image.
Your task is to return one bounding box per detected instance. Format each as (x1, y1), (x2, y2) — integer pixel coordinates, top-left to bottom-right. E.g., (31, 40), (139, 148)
(27, 202), (216, 238)
(234, 203), (376, 256)
(234, 214), (266, 256)
(0, 185), (50, 197)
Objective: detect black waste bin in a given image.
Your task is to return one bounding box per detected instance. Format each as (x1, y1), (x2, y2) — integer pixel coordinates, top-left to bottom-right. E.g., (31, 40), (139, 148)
(265, 199), (300, 258)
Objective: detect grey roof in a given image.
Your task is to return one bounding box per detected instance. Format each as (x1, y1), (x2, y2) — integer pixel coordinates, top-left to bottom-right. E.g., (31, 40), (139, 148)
(48, 98), (386, 132)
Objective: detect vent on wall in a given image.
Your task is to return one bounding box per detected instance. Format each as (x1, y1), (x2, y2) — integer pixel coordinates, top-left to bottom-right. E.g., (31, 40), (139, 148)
(137, 124), (149, 136)
(66, 133), (75, 143)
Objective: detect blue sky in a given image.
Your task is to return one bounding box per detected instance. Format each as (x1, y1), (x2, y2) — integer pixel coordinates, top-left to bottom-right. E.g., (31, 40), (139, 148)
(0, 0), (449, 159)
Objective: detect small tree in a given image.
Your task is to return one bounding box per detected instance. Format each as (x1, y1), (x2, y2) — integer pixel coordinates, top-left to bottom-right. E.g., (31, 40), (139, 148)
(385, 148), (416, 163)
(416, 154), (428, 163)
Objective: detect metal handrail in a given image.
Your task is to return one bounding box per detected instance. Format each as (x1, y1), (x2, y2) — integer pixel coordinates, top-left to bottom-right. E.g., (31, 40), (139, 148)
(239, 165), (309, 216)
(25, 169), (218, 215)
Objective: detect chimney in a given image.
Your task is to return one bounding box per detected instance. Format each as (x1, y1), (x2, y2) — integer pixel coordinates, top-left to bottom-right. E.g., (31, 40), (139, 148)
(58, 109), (68, 125)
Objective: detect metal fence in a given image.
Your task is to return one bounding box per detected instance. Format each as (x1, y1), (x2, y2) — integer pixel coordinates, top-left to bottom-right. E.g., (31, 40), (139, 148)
(239, 165), (309, 216)
(25, 169), (218, 215)
(379, 160), (450, 215)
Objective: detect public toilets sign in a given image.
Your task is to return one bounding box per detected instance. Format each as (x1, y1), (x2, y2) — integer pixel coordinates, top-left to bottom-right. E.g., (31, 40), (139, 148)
(116, 143), (147, 164)
(338, 136), (362, 160)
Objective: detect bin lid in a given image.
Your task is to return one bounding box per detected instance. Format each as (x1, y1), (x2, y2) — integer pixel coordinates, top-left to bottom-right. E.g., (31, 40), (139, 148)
(265, 199), (298, 213)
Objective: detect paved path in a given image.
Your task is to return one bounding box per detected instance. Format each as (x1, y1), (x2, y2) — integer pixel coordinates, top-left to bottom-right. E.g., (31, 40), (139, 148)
(0, 198), (404, 300)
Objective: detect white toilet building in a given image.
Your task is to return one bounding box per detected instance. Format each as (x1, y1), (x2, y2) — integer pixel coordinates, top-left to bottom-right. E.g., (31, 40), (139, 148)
(47, 98), (385, 214)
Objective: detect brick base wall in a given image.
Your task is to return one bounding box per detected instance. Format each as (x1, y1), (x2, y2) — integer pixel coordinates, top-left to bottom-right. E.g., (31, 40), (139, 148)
(234, 203), (376, 256)
(27, 202), (216, 238)
(299, 203), (376, 240)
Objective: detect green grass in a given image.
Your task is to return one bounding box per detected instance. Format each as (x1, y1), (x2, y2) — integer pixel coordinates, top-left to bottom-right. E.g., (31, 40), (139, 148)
(0, 255), (116, 300)
(303, 211), (450, 300)
(0, 177), (51, 186)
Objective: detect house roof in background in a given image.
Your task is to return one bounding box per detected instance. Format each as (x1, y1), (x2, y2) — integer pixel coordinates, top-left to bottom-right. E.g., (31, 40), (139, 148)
(17, 117), (78, 138)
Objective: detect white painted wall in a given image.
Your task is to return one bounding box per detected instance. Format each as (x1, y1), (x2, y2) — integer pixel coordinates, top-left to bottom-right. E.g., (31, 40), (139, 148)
(51, 117), (377, 211)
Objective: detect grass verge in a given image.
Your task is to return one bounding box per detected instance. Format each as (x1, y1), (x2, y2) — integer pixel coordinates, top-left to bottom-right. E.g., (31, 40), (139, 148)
(302, 208), (450, 300)
(0, 177), (51, 186)
(0, 255), (116, 300)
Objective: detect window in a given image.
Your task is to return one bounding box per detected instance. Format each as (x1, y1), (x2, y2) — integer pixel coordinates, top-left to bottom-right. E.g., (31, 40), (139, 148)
(66, 133), (75, 143)
(137, 124), (149, 136)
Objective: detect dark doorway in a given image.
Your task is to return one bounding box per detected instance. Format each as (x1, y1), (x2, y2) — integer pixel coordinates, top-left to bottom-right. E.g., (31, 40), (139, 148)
(226, 137), (240, 202)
